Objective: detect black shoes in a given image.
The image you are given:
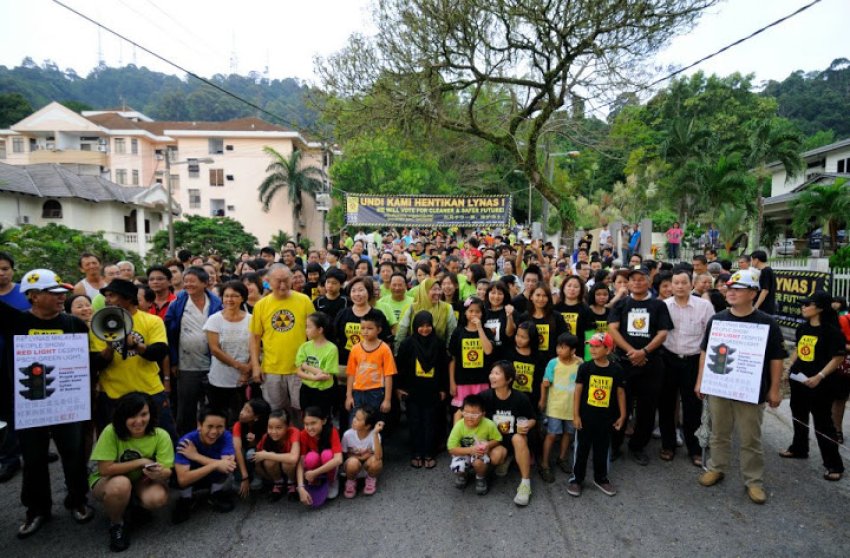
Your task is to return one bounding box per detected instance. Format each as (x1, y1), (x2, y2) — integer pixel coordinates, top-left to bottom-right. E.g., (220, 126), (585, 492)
(17, 511), (51, 539)
(109, 523), (130, 552)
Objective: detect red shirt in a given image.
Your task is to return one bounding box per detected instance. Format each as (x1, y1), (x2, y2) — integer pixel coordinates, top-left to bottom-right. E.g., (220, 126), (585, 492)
(257, 426), (300, 453)
(149, 292), (177, 319)
(299, 426), (342, 455)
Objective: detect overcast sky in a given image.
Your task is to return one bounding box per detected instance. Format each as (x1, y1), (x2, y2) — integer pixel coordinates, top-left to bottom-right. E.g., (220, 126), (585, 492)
(1, 0), (845, 88)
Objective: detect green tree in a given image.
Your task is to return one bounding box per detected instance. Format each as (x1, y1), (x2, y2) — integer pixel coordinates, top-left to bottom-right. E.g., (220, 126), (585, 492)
(790, 180), (850, 254)
(714, 204), (749, 254)
(149, 215), (258, 263)
(258, 147), (325, 230)
(0, 223), (142, 283)
(269, 230), (293, 251)
(0, 92), (32, 127)
(60, 100), (93, 113)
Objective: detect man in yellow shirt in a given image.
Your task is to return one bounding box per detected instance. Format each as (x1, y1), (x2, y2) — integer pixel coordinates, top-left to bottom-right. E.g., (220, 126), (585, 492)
(250, 265), (315, 417)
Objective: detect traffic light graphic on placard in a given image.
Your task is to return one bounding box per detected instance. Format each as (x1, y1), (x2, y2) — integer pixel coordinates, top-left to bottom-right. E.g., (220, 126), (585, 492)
(19, 362), (56, 400)
(707, 343), (735, 375)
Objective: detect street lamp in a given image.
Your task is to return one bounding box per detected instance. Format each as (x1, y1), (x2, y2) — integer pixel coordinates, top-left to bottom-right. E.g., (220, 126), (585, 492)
(165, 154), (214, 256)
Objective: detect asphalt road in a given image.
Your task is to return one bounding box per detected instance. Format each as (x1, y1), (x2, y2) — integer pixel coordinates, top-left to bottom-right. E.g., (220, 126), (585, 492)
(0, 399), (848, 557)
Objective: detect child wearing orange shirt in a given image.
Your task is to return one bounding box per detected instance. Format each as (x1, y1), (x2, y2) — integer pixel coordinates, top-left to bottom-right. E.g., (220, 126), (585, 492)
(344, 310), (397, 421)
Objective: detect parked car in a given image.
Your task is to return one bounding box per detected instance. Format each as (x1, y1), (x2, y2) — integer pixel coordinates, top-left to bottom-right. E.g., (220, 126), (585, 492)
(774, 239), (797, 257)
(808, 228), (847, 250)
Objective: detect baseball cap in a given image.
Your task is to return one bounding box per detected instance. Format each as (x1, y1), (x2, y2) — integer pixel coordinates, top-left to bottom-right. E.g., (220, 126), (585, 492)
(627, 266), (650, 277)
(587, 332), (614, 349)
(726, 269), (760, 290)
(20, 269), (73, 293)
(799, 290), (833, 310)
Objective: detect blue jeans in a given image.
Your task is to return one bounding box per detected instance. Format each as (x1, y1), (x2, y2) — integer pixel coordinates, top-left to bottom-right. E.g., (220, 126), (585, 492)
(351, 388), (386, 422)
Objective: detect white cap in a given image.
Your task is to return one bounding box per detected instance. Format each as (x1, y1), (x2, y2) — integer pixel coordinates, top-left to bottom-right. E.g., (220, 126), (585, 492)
(726, 269), (760, 290)
(20, 269), (72, 293)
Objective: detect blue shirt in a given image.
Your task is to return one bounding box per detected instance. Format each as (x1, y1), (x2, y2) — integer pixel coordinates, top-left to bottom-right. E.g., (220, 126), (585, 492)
(628, 230), (641, 250)
(174, 429), (235, 467)
(0, 283), (30, 356)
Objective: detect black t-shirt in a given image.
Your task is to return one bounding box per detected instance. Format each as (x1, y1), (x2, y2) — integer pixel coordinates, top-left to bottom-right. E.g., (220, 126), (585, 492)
(511, 293), (530, 316)
(448, 327), (495, 385)
(480, 388), (535, 440)
(791, 322), (846, 378)
(483, 307), (512, 360)
(503, 346), (547, 404)
(316, 295), (350, 320)
(700, 309), (787, 404)
(332, 306), (392, 365)
(608, 295), (673, 353)
(757, 266), (777, 315)
(516, 313), (568, 361)
(553, 301), (593, 346)
(575, 360), (625, 422)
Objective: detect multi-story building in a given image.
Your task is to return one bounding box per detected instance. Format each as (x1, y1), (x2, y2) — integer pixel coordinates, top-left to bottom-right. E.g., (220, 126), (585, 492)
(0, 102), (329, 253)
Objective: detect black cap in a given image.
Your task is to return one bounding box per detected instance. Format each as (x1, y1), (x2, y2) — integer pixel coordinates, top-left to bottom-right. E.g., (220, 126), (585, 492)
(627, 266), (650, 277)
(799, 290), (833, 310)
(100, 279), (138, 301)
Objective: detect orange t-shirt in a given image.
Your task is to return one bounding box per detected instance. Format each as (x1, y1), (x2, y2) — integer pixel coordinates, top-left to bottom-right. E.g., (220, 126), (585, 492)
(346, 341), (397, 391)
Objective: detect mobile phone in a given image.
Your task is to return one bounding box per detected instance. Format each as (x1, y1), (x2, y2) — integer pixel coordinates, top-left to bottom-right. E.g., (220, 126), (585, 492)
(144, 462), (159, 469)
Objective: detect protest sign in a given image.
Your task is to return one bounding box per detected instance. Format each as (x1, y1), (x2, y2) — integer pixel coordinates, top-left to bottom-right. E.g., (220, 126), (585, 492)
(700, 320), (769, 404)
(345, 195), (511, 226)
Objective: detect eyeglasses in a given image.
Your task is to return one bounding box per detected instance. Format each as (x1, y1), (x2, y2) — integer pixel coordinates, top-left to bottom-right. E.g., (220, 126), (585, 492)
(462, 412), (482, 419)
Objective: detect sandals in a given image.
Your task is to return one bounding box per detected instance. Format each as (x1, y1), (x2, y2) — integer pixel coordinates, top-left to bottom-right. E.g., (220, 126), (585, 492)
(659, 449), (675, 462)
(690, 455), (703, 468)
(423, 457), (437, 469)
(824, 471), (843, 482)
(410, 458), (423, 469)
(778, 449), (808, 459)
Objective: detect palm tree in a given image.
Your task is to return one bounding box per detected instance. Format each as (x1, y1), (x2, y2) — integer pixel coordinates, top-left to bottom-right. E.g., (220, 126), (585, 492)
(714, 204), (749, 255)
(790, 180), (850, 254)
(258, 147), (325, 229)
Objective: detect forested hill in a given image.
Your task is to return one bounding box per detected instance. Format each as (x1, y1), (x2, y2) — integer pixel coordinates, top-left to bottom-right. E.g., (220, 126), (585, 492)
(0, 57), (317, 130)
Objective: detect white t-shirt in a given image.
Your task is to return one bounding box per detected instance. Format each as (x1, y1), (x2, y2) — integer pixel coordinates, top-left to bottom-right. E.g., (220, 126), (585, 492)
(203, 311), (252, 388)
(342, 428), (380, 477)
(599, 229), (612, 247)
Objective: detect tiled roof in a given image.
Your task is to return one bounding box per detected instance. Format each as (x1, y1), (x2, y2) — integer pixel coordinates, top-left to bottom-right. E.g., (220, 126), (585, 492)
(0, 163), (148, 203)
(84, 113), (292, 135)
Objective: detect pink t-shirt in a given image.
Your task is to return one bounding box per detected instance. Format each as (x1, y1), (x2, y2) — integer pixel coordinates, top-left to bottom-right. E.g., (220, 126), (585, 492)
(666, 227), (683, 244)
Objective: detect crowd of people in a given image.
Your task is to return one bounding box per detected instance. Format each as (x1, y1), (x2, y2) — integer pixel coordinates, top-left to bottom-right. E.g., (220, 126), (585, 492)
(0, 225), (847, 552)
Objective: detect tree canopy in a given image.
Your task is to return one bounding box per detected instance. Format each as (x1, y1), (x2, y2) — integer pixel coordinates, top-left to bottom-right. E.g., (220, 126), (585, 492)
(149, 215), (258, 264)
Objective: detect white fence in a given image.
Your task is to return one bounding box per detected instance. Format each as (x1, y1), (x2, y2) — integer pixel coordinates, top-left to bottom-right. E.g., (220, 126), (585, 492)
(772, 261), (850, 301)
(834, 268), (850, 301)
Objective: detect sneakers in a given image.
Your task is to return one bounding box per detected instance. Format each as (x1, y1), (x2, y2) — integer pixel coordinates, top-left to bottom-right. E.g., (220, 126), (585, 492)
(208, 491), (235, 513)
(630, 450), (649, 467)
(269, 482), (284, 503)
(699, 470), (725, 487)
(746, 485), (767, 504)
(475, 476), (489, 496)
(363, 476), (377, 496)
(513, 482), (531, 506)
(594, 480), (617, 496)
(109, 523), (130, 552)
(344, 479), (358, 499)
(567, 482), (582, 497)
(17, 511), (51, 539)
(71, 504), (95, 524)
(327, 479), (339, 500)
(454, 473), (468, 489)
(556, 457), (572, 474)
(171, 497), (192, 524)
(249, 477), (264, 491)
(539, 467), (555, 483)
(494, 455), (513, 477)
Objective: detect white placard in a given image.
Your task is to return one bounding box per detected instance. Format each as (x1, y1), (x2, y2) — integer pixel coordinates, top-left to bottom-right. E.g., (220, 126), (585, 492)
(13, 334), (91, 429)
(700, 320), (769, 404)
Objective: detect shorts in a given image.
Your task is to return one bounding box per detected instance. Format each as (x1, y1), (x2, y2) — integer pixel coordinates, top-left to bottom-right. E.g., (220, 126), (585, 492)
(261, 374), (302, 412)
(450, 454), (490, 474)
(451, 383), (490, 408)
(546, 418), (575, 436)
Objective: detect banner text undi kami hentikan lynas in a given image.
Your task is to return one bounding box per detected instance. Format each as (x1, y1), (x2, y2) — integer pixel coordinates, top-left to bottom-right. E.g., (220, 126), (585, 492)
(345, 194), (511, 226)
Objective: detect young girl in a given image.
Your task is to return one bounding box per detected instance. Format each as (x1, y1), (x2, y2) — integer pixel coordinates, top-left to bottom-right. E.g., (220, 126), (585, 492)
(89, 392), (174, 552)
(296, 406), (343, 508)
(441, 273), (464, 322)
(449, 298), (495, 415)
(554, 276), (592, 359)
(484, 281), (516, 361)
(233, 398), (271, 498)
(505, 321), (547, 408)
(586, 283), (612, 361)
(519, 286), (568, 361)
(253, 410), (301, 501)
(396, 311), (449, 469)
(342, 407), (385, 497)
(296, 312), (339, 419)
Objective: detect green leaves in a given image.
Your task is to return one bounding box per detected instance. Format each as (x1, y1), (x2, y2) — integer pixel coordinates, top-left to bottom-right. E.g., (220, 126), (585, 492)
(149, 215), (258, 264)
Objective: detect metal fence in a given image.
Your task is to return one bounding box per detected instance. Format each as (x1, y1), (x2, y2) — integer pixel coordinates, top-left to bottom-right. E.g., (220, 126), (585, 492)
(834, 268), (850, 300)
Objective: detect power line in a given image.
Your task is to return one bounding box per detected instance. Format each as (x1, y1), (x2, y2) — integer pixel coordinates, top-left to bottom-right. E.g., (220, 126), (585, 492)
(51, 0), (304, 132)
(143, 0), (230, 64)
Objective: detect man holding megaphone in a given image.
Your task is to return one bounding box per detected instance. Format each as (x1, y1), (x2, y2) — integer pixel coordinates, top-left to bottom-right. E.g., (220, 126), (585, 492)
(92, 279), (176, 440)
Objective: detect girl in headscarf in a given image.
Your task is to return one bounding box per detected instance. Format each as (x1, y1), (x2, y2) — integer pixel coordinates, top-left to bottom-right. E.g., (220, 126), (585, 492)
(395, 278), (457, 350)
(396, 311), (449, 469)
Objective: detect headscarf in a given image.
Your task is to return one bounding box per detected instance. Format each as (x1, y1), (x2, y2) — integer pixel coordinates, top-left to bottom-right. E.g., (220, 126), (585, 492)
(410, 278), (450, 340)
(411, 310), (440, 373)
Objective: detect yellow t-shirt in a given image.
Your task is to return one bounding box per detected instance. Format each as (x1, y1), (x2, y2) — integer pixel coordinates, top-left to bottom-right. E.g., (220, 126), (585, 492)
(92, 310), (168, 399)
(250, 292), (315, 375)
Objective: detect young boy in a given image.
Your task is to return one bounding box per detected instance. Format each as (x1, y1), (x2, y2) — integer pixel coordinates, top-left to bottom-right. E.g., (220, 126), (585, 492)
(447, 395), (505, 495)
(568, 332), (626, 497)
(345, 310), (397, 420)
(315, 268), (350, 318)
(538, 332), (582, 483)
(173, 407), (237, 524)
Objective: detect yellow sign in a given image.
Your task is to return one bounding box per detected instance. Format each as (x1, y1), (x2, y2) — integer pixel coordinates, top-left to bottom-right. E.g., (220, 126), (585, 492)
(587, 375), (612, 408)
(462, 338), (484, 368)
(513, 361), (534, 393)
(562, 313), (578, 335)
(797, 335), (817, 362)
(536, 323), (550, 351)
(345, 322), (361, 350)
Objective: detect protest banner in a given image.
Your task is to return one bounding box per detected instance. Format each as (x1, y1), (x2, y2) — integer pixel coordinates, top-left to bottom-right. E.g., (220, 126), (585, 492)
(13, 333), (91, 429)
(700, 320), (769, 404)
(774, 270), (832, 328)
(345, 194), (511, 226)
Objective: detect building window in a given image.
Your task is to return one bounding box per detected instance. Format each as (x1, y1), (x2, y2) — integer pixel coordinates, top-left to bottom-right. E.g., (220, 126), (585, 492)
(132, 169), (139, 185)
(838, 158), (850, 173)
(12, 137), (24, 153)
(188, 158), (200, 178)
(114, 138), (126, 154)
(115, 169), (127, 184)
(154, 171), (164, 184)
(209, 138), (224, 154)
(0, 140), (5, 159)
(189, 189), (201, 209)
(42, 200), (63, 219)
(131, 138), (139, 155)
(170, 174), (180, 192)
(209, 169), (224, 186)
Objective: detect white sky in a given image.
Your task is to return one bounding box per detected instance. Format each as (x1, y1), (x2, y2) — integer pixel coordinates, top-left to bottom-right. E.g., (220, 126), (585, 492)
(0, 0), (846, 87)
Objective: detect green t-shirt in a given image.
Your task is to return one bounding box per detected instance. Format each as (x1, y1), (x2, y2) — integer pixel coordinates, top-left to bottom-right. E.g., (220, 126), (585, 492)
(458, 274), (476, 300)
(294, 340), (339, 390)
(447, 417), (502, 450)
(344, 237), (354, 249)
(91, 293), (106, 312)
(376, 295), (412, 326)
(88, 424), (175, 488)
